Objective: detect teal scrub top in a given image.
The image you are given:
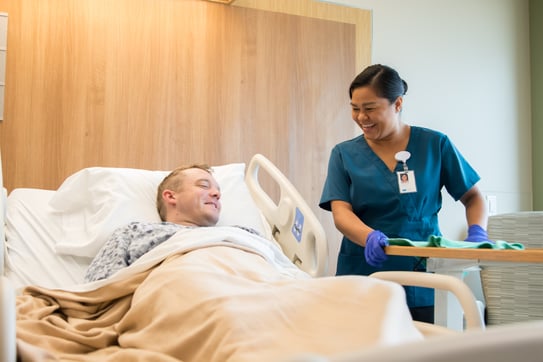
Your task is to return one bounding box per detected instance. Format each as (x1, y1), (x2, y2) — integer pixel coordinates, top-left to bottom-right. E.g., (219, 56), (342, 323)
(319, 126), (480, 307)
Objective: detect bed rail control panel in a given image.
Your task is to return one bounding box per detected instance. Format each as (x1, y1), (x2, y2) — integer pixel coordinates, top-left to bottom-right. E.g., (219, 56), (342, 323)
(245, 154), (328, 277)
(291, 207), (304, 242)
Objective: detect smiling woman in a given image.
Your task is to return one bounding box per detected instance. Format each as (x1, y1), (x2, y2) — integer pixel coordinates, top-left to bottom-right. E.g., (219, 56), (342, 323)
(319, 63), (489, 324)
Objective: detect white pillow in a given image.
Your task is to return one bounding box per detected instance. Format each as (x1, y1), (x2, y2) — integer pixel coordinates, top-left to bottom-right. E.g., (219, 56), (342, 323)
(49, 163), (270, 258)
(5, 188), (92, 291)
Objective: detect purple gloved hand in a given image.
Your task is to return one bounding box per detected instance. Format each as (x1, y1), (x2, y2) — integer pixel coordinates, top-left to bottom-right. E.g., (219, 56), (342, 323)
(464, 224), (490, 242)
(365, 230), (389, 267)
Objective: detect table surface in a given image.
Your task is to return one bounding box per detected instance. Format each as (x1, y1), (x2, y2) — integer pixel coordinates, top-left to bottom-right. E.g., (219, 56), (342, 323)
(385, 246), (543, 263)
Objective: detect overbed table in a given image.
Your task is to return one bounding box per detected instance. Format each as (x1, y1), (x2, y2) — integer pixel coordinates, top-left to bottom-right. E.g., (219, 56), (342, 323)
(385, 246), (543, 331)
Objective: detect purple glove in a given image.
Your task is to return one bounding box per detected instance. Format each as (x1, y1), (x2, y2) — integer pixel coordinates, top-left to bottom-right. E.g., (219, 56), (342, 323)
(464, 224), (490, 242)
(365, 230), (389, 267)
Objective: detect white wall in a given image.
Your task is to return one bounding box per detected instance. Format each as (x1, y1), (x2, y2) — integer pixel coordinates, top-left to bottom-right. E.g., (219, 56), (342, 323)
(321, 0), (532, 244)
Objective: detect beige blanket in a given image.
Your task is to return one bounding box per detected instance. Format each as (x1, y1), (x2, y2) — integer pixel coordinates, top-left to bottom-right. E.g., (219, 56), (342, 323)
(16, 227), (423, 361)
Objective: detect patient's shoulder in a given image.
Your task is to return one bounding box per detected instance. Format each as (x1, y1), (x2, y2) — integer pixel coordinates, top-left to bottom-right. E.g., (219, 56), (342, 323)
(113, 221), (180, 234)
(232, 225), (263, 237)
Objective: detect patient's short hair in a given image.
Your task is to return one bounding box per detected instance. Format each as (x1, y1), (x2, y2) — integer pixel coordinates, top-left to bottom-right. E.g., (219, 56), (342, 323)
(156, 164), (213, 221)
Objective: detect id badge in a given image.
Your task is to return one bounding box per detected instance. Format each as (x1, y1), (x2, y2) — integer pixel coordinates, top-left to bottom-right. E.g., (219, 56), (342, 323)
(397, 170), (417, 193)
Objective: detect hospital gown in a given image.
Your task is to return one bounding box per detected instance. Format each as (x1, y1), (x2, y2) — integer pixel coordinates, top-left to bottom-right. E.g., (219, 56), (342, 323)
(84, 221), (261, 282)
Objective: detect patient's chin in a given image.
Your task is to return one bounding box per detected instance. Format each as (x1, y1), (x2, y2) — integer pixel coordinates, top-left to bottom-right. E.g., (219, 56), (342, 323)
(202, 214), (220, 227)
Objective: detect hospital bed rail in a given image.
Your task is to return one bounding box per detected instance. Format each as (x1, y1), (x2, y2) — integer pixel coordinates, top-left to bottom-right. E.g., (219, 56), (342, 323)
(246, 153), (328, 277)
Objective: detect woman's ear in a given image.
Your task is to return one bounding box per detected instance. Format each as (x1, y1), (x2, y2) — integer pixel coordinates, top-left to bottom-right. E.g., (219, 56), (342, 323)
(395, 96), (403, 112)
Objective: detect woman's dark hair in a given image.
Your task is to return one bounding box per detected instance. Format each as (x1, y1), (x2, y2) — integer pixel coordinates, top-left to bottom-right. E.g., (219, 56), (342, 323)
(349, 64), (408, 103)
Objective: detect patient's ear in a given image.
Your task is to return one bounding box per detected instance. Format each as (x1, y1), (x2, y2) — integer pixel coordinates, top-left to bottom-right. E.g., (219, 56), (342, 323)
(162, 189), (177, 205)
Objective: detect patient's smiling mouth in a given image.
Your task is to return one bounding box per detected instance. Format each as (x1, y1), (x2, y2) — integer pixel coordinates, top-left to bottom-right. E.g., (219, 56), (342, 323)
(205, 201), (219, 209)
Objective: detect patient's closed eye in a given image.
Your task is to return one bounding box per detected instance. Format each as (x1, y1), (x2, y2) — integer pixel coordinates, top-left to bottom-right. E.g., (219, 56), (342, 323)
(197, 181), (210, 189)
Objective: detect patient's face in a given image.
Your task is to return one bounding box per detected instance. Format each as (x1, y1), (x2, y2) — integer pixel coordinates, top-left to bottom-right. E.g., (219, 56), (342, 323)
(169, 168), (222, 227)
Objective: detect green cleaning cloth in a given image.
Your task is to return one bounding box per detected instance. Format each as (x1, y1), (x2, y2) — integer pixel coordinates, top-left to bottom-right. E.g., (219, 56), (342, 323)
(388, 235), (525, 250)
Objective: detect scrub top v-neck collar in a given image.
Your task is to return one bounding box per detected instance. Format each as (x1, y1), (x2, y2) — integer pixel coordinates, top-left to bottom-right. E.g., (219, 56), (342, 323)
(358, 129), (415, 187)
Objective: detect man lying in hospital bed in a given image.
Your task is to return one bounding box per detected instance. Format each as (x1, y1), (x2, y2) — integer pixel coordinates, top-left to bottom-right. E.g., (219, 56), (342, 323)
(7, 158), (428, 361)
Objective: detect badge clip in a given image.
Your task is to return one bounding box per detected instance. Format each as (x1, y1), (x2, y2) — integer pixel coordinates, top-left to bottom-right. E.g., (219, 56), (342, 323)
(394, 151), (411, 172)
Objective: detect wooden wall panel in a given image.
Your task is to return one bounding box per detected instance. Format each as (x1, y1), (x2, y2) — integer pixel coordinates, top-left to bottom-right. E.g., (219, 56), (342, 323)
(0, 0), (370, 273)
(232, 0), (371, 71)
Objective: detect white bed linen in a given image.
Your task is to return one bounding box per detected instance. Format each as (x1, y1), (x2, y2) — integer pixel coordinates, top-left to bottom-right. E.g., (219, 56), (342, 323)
(4, 189), (92, 292)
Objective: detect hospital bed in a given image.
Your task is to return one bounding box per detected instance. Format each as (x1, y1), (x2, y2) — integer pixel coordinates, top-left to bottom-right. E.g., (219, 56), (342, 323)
(0, 153), (538, 361)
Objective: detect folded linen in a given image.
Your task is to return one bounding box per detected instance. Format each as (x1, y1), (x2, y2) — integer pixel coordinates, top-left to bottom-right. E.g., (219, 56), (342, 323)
(388, 236), (524, 250)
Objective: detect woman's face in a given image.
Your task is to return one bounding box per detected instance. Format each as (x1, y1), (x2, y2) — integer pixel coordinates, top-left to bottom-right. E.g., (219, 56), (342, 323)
(350, 86), (403, 142)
